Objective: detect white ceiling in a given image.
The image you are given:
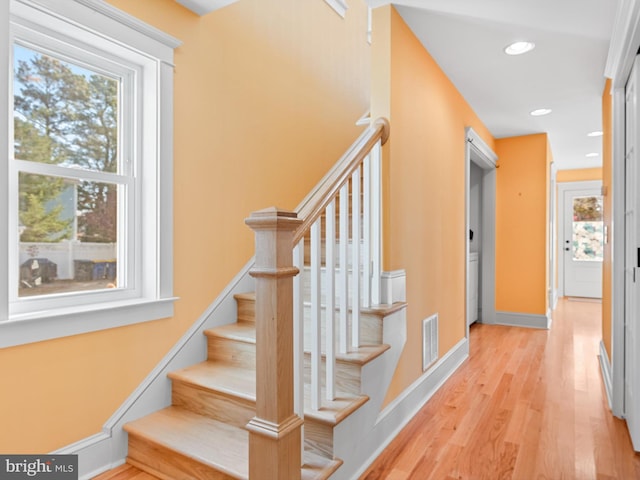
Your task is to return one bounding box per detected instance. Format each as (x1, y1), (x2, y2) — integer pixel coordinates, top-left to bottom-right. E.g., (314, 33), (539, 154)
(370, 0), (620, 171)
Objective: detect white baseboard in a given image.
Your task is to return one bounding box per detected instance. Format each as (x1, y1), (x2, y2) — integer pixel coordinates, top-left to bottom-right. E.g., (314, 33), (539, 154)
(381, 270), (406, 304)
(53, 259), (256, 479)
(599, 340), (613, 410)
(342, 337), (469, 480)
(496, 310), (551, 329)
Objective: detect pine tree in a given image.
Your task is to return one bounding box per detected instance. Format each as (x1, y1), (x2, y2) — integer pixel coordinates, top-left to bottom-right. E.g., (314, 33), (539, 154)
(14, 49), (118, 244)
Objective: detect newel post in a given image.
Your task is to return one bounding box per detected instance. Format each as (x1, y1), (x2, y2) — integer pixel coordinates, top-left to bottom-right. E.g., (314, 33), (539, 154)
(245, 207), (304, 480)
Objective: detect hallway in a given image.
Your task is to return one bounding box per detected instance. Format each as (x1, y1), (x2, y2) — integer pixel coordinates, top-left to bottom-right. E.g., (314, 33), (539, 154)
(362, 299), (640, 479)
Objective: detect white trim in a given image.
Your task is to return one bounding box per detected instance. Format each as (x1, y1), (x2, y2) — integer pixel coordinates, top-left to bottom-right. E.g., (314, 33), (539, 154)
(465, 127), (498, 330)
(15, 0), (181, 63)
(495, 310), (551, 329)
(605, 0), (640, 87)
(356, 110), (371, 126)
(599, 340), (614, 411)
(466, 127), (497, 168)
(381, 269), (406, 303)
(0, 0), (9, 333)
(344, 338), (468, 480)
(53, 432), (120, 480)
(612, 86), (626, 417)
(556, 180), (603, 299)
(2, 0), (179, 346)
(174, 0), (237, 16)
(51, 259), (255, 479)
(324, 0), (348, 18)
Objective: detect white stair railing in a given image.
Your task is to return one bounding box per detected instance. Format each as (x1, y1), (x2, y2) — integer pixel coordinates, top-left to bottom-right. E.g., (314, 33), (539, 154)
(292, 118), (389, 408)
(247, 118), (389, 477)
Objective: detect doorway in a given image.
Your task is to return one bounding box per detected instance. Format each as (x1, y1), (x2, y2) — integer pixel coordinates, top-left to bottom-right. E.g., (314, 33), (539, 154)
(558, 181), (604, 299)
(465, 127), (497, 337)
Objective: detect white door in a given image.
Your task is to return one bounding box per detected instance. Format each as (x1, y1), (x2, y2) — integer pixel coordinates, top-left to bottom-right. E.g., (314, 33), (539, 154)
(624, 55), (640, 451)
(562, 187), (603, 298)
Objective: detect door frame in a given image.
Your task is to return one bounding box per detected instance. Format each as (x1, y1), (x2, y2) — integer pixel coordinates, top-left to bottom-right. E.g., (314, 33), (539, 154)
(465, 127), (497, 339)
(557, 180), (603, 298)
(605, 0), (640, 419)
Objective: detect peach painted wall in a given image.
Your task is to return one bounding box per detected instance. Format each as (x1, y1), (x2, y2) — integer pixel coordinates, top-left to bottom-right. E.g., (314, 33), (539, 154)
(0, 0), (372, 452)
(495, 134), (550, 315)
(602, 79), (613, 360)
(371, 6), (495, 403)
(556, 167), (603, 183)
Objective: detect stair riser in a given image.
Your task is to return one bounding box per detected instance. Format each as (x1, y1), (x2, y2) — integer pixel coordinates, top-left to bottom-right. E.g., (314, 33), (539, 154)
(301, 268), (365, 304)
(172, 381), (255, 430)
(207, 337), (256, 369)
(304, 420), (334, 460)
(235, 298), (255, 324)
(303, 358), (361, 396)
(303, 311), (383, 350)
(127, 434), (240, 480)
(302, 242), (365, 268)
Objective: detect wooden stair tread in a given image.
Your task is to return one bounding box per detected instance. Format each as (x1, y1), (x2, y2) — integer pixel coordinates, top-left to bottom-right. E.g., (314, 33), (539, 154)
(303, 387), (369, 425)
(331, 344), (390, 365)
(124, 407), (248, 479)
(233, 292), (255, 302)
(125, 407), (342, 480)
(301, 452), (343, 480)
(169, 361), (255, 400)
(361, 301), (407, 317)
(170, 359), (367, 426)
(204, 322), (256, 343)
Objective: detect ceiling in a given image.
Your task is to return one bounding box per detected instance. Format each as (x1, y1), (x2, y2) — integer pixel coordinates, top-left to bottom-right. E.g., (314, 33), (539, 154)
(370, 0), (620, 171)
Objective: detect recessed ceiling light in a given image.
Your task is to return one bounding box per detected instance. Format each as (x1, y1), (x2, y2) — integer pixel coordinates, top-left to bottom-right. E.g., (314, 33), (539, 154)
(530, 108), (552, 116)
(504, 41), (536, 56)
(586, 152), (599, 158)
(587, 131), (603, 137)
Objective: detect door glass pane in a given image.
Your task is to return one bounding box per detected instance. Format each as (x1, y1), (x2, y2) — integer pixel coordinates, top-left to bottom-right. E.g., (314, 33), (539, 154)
(19, 173), (119, 297)
(572, 195), (603, 262)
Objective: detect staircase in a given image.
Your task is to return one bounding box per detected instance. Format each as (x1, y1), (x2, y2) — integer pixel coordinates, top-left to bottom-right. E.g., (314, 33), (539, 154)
(124, 292), (399, 479)
(122, 118), (403, 479)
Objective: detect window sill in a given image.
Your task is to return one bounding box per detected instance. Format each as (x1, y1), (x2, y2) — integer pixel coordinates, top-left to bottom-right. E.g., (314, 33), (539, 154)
(1, 297), (178, 348)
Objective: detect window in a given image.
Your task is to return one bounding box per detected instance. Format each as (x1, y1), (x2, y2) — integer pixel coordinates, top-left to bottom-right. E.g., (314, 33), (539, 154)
(1, 0), (181, 347)
(571, 195), (604, 262)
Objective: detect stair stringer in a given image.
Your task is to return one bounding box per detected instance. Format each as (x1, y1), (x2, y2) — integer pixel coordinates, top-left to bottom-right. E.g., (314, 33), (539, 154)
(328, 305), (407, 480)
(55, 259), (256, 480)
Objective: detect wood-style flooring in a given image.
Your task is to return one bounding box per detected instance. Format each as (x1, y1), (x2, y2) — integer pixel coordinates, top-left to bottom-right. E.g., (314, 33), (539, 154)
(94, 298), (640, 479)
(361, 298), (640, 479)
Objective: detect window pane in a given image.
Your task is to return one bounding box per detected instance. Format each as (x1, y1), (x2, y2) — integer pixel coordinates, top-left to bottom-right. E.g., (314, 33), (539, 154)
(18, 173), (119, 297)
(572, 196), (603, 262)
(13, 44), (119, 173)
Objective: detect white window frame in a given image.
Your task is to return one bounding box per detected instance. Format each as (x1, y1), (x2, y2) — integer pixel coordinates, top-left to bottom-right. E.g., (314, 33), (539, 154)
(0, 0), (180, 348)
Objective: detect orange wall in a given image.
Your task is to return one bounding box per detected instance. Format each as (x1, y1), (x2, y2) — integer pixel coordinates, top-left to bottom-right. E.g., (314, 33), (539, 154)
(495, 134), (550, 315)
(557, 167), (603, 183)
(371, 6), (495, 403)
(602, 79), (613, 360)
(0, 0), (372, 452)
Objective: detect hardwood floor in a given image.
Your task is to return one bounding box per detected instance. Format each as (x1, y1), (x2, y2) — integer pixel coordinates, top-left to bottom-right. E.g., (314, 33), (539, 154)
(361, 298), (640, 479)
(95, 299), (640, 479)
(92, 464), (159, 479)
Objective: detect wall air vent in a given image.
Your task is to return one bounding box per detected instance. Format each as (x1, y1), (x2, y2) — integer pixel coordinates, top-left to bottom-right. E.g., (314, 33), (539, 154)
(422, 314), (439, 371)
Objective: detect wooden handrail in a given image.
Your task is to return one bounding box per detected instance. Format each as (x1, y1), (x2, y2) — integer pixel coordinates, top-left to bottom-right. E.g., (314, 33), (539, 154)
(293, 117), (389, 244)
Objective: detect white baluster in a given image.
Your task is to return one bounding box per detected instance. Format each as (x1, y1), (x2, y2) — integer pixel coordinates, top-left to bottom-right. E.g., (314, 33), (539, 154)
(325, 200), (336, 401)
(363, 154), (372, 308)
(310, 219), (322, 410)
(339, 184), (349, 354)
(351, 169), (361, 348)
(293, 239), (305, 465)
(371, 140), (382, 304)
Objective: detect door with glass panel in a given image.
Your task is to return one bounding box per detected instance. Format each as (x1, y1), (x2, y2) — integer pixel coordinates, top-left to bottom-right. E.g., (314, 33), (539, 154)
(562, 188), (603, 298)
